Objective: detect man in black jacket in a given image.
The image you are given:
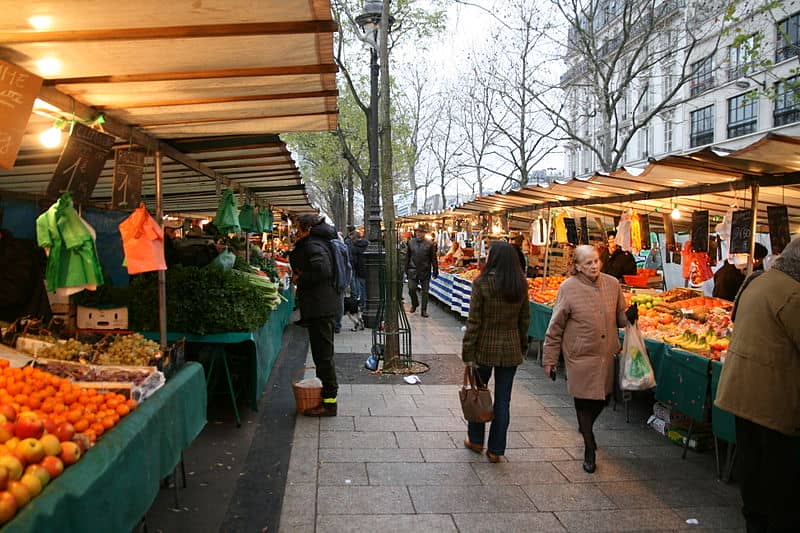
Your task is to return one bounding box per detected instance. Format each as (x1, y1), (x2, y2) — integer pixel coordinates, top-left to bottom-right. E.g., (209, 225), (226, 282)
(289, 215), (339, 416)
(405, 225), (438, 317)
(600, 232), (637, 280)
(349, 231), (369, 311)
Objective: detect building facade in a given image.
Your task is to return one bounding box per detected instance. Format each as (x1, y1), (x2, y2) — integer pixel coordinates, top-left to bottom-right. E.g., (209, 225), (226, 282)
(563, 0), (800, 178)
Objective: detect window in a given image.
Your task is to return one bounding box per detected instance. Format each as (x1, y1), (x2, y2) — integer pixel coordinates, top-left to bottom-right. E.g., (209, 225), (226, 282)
(690, 56), (714, 96)
(690, 105), (714, 147)
(776, 13), (800, 62)
(727, 92), (758, 138)
(728, 34), (758, 80)
(663, 112), (674, 152)
(639, 123), (653, 159)
(662, 61), (676, 100)
(774, 75), (800, 126)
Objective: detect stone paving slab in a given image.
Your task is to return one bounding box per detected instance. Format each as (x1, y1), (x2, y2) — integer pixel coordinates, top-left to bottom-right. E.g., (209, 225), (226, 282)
(522, 482), (616, 511)
(369, 405), (454, 417)
(504, 447), (573, 462)
(472, 461), (569, 485)
(554, 508), (687, 532)
(413, 415), (468, 431)
(353, 416), (417, 432)
(318, 431), (398, 449)
(319, 416), (355, 431)
(451, 512), (567, 532)
(410, 485), (538, 513)
(317, 463), (368, 486)
(317, 514), (457, 533)
(318, 448), (423, 463)
(448, 430), (532, 449)
(395, 430), (457, 448)
(316, 486), (414, 515)
(367, 462), (482, 486)
(671, 506), (746, 530)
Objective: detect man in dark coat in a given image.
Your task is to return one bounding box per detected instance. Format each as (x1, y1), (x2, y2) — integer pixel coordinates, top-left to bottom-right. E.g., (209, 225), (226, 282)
(713, 243), (768, 301)
(600, 232), (637, 280)
(289, 215), (339, 416)
(349, 231), (369, 311)
(405, 225), (438, 317)
(0, 229), (51, 323)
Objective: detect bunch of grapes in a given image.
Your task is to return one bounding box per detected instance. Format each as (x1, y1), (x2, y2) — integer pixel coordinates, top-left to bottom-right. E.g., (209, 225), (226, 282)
(39, 339), (94, 361)
(96, 334), (161, 366)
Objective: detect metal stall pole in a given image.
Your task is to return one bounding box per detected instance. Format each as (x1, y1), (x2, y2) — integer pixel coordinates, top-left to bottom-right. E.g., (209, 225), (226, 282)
(154, 149), (167, 352)
(746, 182), (760, 276)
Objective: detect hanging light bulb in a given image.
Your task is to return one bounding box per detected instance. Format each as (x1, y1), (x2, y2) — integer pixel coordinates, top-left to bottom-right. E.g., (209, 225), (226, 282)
(671, 204), (681, 220)
(39, 126), (63, 148)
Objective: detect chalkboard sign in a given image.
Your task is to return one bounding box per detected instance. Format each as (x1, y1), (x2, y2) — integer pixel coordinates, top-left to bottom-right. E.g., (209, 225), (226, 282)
(663, 214), (676, 251)
(729, 209), (753, 254)
(640, 214), (651, 250)
(112, 149), (145, 209)
(767, 205), (790, 254)
(579, 217), (589, 244)
(564, 217), (578, 244)
(691, 210), (709, 252)
(47, 122), (115, 203)
(0, 61), (43, 170)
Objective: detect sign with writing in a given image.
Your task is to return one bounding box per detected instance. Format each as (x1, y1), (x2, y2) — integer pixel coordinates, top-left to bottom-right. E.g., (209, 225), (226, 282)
(46, 122), (115, 203)
(691, 210), (709, 252)
(640, 214), (651, 250)
(0, 61), (43, 170)
(111, 149), (145, 209)
(767, 205), (790, 254)
(564, 217), (578, 244)
(729, 209), (753, 254)
(579, 217), (589, 244)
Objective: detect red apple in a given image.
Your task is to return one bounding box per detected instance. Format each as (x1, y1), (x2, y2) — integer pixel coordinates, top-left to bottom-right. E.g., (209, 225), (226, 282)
(0, 456), (23, 481)
(0, 491), (17, 525)
(0, 406), (16, 423)
(40, 456), (63, 479)
(0, 422), (14, 445)
(23, 464), (49, 488)
(15, 439), (45, 465)
(0, 466), (8, 491)
(54, 422), (75, 443)
(38, 434), (61, 457)
(41, 416), (56, 435)
(59, 441), (81, 465)
(19, 473), (41, 498)
(13, 413), (44, 440)
(6, 480), (30, 508)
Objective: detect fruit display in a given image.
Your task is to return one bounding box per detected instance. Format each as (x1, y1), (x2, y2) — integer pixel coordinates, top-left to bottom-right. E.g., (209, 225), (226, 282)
(37, 339), (94, 362)
(0, 358), (137, 524)
(527, 277), (566, 305)
(659, 287), (702, 303)
(663, 326), (729, 361)
(456, 268), (481, 281)
(94, 334), (160, 366)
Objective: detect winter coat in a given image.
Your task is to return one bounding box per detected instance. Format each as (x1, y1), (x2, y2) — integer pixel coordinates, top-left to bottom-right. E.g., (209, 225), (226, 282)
(350, 237), (369, 279)
(600, 248), (637, 280)
(289, 221), (339, 319)
(405, 237), (438, 282)
(462, 273), (530, 367)
(715, 268), (800, 436)
(543, 273), (627, 400)
(712, 261), (745, 301)
(0, 230), (51, 322)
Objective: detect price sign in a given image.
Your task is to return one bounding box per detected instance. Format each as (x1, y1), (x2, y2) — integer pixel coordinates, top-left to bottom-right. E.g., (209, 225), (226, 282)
(691, 210), (709, 252)
(579, 217), (589, 244)
(112, 149), (145, 209)
(640, 214), (651, 250)
(46, 122), (115, 203)
(564, 217), (578, 244)
(767, 205), (790, 254)
(0, 61), (43, 170)
(729, 209), (753, 254)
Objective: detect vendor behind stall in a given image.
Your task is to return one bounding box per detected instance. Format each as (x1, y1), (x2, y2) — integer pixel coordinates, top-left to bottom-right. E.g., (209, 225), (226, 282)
(599, 231), (637, 281)
(0, 229), (51, 322)
(713, 243), (768, 301)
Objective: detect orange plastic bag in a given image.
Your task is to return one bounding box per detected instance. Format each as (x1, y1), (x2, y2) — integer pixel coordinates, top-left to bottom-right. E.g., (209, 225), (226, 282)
(118, 204), (167, 274)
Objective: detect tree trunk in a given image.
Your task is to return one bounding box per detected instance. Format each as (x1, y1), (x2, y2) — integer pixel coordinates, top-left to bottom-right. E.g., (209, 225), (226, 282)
(409, 159), (418, 213)
(346, 165), (354, 230)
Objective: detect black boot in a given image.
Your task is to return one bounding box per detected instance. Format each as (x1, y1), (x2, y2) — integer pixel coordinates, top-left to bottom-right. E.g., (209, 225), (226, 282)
(583, 446), (596, 473)
(304, 402), (337, 417)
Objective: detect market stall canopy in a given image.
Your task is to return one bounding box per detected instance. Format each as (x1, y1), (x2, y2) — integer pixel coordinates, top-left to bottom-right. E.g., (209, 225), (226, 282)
(0, 0), (337, 214)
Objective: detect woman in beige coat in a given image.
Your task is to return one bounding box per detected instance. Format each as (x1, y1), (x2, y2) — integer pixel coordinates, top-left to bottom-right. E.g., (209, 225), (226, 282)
(543, 245), (632, 473)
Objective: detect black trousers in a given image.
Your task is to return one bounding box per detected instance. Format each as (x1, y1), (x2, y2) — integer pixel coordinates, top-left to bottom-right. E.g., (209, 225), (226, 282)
(574, 398), (605, 450)
(307, 316), (338, 400)
(408, 277), (430, 311)
(735, 416), (800, 533)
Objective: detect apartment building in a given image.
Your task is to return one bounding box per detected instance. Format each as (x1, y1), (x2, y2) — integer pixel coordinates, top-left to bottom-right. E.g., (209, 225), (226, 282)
(563, 0), (800, 178)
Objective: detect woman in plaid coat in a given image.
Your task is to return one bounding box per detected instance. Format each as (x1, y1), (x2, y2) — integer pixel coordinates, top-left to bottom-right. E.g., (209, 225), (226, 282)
(462, 242), (530, 462)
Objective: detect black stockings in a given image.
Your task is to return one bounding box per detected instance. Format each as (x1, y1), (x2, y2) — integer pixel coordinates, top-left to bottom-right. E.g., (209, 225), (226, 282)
(574, 398), (605, 455)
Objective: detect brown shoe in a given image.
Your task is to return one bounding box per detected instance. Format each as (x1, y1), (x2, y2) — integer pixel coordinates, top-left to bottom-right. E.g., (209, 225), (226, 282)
(463, 439), (483, 454)
(486, 451), (505, 463)
(304, 403), (337, 417)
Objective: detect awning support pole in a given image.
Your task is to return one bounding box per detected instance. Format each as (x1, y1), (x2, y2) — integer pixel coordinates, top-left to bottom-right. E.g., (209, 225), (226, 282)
(155, 149), (168, 352)
(746, 183), (760, 276)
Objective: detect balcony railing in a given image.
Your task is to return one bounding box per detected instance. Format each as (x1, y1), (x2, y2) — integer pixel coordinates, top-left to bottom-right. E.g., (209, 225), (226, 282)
(776, 43), (800, 63)
(690, 130), (714, 147)
(774, 107), (800, 126)
(727, 119), (757, 138)
(690, 77), (715, 96)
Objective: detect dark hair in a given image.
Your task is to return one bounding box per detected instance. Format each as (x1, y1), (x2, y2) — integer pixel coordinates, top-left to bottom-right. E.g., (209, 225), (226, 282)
(754, 242), (768, 260)
(478, 242), (526, 303)
(297, 214), (323, 231)
(607, 230), (617, 238)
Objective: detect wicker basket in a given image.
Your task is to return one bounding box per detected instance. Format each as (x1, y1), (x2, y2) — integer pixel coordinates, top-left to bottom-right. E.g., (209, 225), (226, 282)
(292, 367), (322, 413)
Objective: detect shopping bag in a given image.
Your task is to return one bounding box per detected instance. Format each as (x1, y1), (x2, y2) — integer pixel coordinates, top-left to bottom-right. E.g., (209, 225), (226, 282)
(459, 366), (494, 423)
(214, 189), (241, 234)
(620, 323), (657, 390)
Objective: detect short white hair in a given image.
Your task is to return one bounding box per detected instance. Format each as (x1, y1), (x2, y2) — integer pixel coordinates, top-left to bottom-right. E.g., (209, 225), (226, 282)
(570, 245), (598, 275)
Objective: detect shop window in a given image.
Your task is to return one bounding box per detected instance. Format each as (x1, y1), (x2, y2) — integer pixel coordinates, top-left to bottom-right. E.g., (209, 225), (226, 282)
(774, 75), (800, 126)
(727, 92), (758, 138)
(690, 56), (714, 96)
(776, 12), (800, 62)
(690, 105), (714, 147)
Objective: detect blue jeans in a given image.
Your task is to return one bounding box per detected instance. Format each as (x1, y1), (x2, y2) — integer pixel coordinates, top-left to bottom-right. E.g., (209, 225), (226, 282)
(335, 292), (344, 330)
(467, 365), (517, 456)
(354, 277), (366, 310)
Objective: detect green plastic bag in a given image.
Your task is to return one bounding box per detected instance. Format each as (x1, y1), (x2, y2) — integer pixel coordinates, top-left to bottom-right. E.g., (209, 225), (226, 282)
(621, 323), (657, 390)
(259, 208), (274, 233)
(253, 207), (264, 233)
(215, 190), (241, 233)
(239, 203), (257, 233)
(207, 248), (236, 271)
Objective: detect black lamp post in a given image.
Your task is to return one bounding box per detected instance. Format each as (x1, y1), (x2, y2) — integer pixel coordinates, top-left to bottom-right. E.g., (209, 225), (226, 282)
(356, 1), (391, 328)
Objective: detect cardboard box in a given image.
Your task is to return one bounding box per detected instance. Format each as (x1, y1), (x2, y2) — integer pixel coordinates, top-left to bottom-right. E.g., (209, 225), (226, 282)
(77, 306), (129, 330)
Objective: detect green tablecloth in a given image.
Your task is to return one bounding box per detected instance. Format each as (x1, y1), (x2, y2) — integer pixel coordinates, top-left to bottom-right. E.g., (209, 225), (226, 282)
(710, 360), (736, 443)
(528, 302), (553, 340)
(655, 347), (711, 422)
(6, 362), (207, 533)
(143, 287), (294, 410)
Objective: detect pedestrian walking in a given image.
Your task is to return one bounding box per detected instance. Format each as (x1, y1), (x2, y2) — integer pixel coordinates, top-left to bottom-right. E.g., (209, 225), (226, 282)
(289, 214), (340, 416)
(715, 237), (800, 532)
(405, 224), (438, 317)
(543, 245), (634, 473)
(461, 242), (530, 463)
(349, 230), (369, 312)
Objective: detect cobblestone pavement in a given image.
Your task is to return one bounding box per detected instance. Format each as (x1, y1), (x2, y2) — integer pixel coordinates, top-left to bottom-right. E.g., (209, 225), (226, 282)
(280, 302), (744, 533)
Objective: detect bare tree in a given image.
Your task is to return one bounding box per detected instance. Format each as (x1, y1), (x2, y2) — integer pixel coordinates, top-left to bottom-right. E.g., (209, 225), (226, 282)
(428, 95), (466, 209)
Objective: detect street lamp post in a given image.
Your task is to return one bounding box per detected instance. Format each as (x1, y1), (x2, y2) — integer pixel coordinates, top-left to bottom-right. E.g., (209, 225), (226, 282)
(357, 1), (388, 329)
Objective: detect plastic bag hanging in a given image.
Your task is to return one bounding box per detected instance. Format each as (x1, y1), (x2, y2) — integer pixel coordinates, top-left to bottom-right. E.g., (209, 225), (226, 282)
(118, 203), (167, 275)
(238, 203), (257, 233)
(253, 207), (264, 234)
(260, 208), (274, 233)
(215, 189), (241, 233)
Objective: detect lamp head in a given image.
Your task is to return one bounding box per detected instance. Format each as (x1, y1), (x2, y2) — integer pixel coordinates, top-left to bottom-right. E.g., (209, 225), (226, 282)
(356, 1), (384, 33)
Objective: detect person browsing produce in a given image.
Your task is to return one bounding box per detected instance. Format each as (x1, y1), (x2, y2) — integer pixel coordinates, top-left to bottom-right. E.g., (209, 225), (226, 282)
(543, 245), (635, 473)
(461, 242), (530, 463)
(405, 224), (438, 317)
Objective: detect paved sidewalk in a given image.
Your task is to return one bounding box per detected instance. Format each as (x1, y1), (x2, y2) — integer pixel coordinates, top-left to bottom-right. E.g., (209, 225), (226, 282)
(279, 303), (744, 533)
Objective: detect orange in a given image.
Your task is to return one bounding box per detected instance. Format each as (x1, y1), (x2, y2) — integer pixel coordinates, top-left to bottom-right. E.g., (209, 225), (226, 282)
(115, 405), (130, 417)
(89, 423), (105, 436)
(126, 399), (138, 411)
(84, 429), (97, 443)
(73, 419), (89, 433)
(0, 360), (9, 369)
(101, 416), (115, 430)
(65, 409), (83, 424)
